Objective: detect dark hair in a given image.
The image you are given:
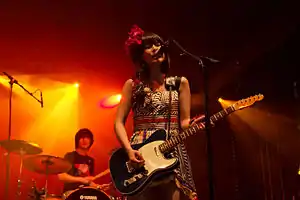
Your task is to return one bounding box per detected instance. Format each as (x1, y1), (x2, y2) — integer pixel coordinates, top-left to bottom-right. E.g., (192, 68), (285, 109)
(75, 128), (94, 149)
(125, 25), (170, 81)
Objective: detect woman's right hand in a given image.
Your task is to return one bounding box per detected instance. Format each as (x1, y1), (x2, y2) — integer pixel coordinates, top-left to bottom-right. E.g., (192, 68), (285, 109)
(127, 148), (145, 166)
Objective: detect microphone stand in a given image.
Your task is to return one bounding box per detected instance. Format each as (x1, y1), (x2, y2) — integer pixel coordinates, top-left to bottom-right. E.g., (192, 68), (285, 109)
(170, 40), (219, 200)
(2, 72), (43, 200)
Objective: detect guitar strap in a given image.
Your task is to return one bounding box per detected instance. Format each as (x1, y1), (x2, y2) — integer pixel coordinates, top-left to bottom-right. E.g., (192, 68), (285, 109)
(166, 76), (181, 139)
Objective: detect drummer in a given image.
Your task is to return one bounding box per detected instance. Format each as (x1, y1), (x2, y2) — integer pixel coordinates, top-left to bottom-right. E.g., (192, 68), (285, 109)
(58, 128), (107, 192)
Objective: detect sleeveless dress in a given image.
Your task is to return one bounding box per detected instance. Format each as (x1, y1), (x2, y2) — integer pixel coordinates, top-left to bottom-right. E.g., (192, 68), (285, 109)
(129, 76), (198, 200)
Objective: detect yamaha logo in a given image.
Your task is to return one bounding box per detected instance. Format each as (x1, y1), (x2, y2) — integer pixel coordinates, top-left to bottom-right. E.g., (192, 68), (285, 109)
(80, 195), (97, 200)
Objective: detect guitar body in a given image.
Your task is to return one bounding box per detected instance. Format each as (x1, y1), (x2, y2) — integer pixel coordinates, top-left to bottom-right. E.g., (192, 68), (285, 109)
(109, 94), (264, 196)
(109, 129), (179, 196)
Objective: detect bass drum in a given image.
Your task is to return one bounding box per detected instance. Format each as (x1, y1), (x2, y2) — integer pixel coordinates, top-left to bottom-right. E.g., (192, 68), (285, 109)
(63, 187), (111, 200)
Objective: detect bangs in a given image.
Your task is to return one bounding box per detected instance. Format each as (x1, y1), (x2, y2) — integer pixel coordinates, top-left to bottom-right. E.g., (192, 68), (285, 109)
(80, 133), (92, 138)
(142, 33), (164, 48)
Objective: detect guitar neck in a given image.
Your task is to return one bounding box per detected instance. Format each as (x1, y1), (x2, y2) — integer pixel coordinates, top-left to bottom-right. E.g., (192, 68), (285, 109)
(159, 105), (236, 153)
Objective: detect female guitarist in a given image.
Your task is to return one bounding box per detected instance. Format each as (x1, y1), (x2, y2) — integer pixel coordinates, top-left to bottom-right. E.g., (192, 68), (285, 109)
(114, 25), (202, 200)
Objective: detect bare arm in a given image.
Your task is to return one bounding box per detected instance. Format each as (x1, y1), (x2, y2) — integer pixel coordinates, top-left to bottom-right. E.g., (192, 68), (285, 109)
(57, 173), (88, 184)
(114, 79), (133, 152)
(179, 77), (191, 130)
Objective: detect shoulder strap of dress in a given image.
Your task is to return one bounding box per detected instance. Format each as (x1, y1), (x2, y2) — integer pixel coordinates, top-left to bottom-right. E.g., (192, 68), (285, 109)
(165, 76), (182, 91)
(175, 76), (181, 91)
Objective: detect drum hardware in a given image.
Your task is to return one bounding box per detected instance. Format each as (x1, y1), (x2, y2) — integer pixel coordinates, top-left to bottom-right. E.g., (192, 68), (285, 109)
(28, 179), (45, 200)
(110, 196), (127, 200)
(1, 72), (43, 200)
(0, 139), (43, 199)
(16, 149), (25, 199)
(24, 155), (72, 199)
(44, 159), (51, 199)
(28, 179), (62, 200)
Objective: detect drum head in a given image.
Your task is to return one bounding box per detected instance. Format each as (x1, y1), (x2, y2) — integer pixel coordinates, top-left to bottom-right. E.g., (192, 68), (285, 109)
(64, 187), (110, 200)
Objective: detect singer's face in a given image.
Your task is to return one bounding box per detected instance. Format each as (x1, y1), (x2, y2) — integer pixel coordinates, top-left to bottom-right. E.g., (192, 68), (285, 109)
(143, 43), (166, 66)
(78, 137), (91, 150)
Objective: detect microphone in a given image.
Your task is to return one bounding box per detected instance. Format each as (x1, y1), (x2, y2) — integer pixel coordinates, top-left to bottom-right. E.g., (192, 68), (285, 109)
(40, 91), (44, 108)
(151, 39), (170, 59)
(153, 44), (168, 59)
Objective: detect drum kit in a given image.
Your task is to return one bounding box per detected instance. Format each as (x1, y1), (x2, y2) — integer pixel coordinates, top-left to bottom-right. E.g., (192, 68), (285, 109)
(0, 139), (125, 200)
(0, 73), (125, 199)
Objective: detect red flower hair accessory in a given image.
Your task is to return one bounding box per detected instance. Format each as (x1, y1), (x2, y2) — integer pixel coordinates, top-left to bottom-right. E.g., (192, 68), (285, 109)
(125, 25), (144, 53)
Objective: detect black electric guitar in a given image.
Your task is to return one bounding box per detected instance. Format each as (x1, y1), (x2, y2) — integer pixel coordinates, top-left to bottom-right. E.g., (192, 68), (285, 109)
(109, 94), (264, 196)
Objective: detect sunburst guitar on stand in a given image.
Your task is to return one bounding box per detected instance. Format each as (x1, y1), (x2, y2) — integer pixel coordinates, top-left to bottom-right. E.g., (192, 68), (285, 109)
(109, 94), (264, 196)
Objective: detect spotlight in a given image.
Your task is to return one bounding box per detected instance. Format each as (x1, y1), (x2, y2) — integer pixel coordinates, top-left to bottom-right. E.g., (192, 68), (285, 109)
(99, 94), (122, 108)
(74, 83), (79, 88)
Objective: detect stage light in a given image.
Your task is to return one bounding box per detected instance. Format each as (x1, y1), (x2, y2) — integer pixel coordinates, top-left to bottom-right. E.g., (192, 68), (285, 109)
(100, 94), (122, 108)
(74, 83), (79, 88)
(218, 97), (223, 103)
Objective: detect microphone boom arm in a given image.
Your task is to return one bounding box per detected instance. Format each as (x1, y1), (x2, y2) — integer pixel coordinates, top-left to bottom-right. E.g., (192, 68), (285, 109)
(169, 39), (219, 200)
(2, 72), (43, 107)
(171, 39), (220, 64)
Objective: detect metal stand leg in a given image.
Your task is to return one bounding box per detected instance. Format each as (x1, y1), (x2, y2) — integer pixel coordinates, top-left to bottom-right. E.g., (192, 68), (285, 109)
(4, 81), (13, 200)
(44, 157), (52, 199)
(16, 149), (25, 200)
(45, 176), (48, 199)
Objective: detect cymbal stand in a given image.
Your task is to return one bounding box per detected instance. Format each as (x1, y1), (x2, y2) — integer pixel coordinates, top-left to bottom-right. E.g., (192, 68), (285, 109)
(42, 158), (53, 199)
(16, 149), (26, 200)
(4, 78), (14, 200)
(27, 179), (45, 200)
(2, 72), (44, 199)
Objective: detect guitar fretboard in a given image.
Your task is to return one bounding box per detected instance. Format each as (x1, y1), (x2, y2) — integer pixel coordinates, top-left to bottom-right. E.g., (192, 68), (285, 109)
(159, 105), (236, 153)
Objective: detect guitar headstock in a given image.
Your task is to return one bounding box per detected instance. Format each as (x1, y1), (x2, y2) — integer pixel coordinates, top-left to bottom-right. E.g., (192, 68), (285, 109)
(232, 94), (264, 110)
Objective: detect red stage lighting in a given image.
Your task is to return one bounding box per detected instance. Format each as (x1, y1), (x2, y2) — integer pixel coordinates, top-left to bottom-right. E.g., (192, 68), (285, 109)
(99, 94), (122, 108)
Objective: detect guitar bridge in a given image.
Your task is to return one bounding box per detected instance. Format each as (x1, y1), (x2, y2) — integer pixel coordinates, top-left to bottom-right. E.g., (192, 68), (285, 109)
(123, 173), (144, 187)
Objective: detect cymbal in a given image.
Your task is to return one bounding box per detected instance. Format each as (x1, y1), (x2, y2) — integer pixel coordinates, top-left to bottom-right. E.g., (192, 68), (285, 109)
(0, 139), (42, 155)
(24, 155), (72, 175)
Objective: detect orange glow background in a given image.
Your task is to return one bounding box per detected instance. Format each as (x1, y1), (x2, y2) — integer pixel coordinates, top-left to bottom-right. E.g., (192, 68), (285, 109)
(0, 73), (133, 198)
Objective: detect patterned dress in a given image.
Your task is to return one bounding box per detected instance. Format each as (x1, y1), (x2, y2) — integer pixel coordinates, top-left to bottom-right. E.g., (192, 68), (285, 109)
(129, 76), (198, 200)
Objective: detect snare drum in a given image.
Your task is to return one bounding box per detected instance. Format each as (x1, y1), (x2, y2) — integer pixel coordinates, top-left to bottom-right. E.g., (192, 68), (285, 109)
(63, 186), (111, 200)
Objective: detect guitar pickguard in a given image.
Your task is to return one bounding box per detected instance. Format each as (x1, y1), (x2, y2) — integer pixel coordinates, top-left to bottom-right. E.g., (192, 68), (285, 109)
(109, 130), (179, 196)
(125, 161), (135, 173)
